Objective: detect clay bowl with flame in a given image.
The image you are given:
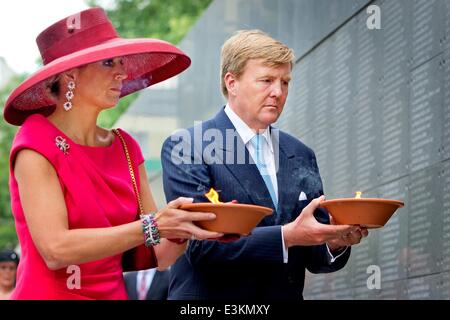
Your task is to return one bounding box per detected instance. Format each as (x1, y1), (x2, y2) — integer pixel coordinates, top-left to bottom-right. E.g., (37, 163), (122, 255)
(180, 189), (273, 235)
(319, 193), (404, 228)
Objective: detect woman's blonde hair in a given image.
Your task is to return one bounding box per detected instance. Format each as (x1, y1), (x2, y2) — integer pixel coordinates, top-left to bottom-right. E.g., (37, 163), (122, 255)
(220, 29), (295, 97)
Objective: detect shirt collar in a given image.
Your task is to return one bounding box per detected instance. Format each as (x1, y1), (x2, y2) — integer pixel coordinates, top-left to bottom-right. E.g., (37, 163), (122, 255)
(224, 104), (274, 153)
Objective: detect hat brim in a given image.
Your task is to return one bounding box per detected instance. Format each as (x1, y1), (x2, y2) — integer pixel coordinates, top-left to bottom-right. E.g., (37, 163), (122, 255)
(4, 38), (190, 125)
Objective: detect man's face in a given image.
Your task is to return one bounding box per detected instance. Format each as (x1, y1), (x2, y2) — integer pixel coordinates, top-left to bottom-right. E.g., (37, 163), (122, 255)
(228, 59), (291, 130)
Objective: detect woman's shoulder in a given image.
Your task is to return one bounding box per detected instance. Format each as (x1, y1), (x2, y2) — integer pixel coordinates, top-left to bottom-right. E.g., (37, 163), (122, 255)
(114, 128), (145, 165)
(14, 114), (55, 142)
(114, 128), (141, 150)
(11, 114), (65, 162)
(114, 128), (135, 142)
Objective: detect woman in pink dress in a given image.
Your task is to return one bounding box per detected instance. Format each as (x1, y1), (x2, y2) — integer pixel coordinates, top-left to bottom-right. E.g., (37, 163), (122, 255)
(3, 7), (222, 300)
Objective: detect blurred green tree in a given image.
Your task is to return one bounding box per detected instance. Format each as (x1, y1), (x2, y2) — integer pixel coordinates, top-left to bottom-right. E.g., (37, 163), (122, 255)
(88, 0), (212, 43)
(89, 0), (212, 128)
(0, 75), (24, 249)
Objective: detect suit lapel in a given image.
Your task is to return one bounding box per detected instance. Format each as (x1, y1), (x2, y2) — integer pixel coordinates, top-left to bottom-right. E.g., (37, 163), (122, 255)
(147, 271), (169, 300)
(213, 109), (275, 212)
(274, 132), (299, 225)
(147, 272), (158, 300)
(128, 273), (138, 300)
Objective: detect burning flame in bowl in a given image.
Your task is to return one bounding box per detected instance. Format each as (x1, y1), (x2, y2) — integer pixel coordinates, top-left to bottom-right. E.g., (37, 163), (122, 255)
(355, 191), (362, 199)
(205, 188), (223, 204)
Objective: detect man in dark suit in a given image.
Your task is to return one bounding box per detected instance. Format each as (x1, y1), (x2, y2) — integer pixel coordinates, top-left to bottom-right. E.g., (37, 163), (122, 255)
(124, 269), (169, 300)
(161, 30), (368, 300)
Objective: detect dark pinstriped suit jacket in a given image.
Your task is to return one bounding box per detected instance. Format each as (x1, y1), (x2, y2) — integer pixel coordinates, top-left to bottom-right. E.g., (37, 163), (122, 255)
(161, 108), (350, 300)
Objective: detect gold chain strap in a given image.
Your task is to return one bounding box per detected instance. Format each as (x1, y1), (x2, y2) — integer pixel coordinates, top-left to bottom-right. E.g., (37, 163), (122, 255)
(112, 129), (145, 215)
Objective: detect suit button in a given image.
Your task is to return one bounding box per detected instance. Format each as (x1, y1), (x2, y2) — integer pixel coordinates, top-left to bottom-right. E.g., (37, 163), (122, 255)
(288, 276), (294, 284)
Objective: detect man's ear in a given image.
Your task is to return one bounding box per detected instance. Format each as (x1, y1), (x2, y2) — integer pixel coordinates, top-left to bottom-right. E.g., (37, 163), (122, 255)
(224, 72), (238, 96)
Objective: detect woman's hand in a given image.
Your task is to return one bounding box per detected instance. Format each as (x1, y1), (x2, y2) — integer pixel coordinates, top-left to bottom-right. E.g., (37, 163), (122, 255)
(155, 197), (224, 240)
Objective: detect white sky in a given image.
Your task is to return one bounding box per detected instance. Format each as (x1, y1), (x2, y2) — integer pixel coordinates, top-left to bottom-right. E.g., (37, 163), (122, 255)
(0, 0), (90, 74)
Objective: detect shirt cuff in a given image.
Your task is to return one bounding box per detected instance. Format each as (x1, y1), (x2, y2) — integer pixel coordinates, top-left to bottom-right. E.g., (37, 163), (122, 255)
(326, 244), (348, 263)
(281, 227), (288, 263)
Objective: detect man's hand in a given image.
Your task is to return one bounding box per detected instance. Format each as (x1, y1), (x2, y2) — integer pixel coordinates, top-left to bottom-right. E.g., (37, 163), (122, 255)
(282, 196), (360, 248)
(326, 216), (369, 251)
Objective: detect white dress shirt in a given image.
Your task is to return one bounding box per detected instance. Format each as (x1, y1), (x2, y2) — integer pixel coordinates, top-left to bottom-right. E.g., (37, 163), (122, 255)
(136, 268), (156, 300)
(224, 104), (278, 198)
(224, 104), (347, 263)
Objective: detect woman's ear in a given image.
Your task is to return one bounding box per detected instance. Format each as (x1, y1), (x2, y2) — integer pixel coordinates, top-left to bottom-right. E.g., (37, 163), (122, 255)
(60, 68), (79, 85)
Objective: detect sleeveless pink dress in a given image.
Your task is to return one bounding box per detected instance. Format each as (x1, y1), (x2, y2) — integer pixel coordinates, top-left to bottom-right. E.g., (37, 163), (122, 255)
(9, 114), (156, 299)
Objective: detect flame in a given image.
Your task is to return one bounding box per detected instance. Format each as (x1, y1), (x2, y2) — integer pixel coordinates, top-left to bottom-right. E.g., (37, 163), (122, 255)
(205, 188), (222, 204)
(355, 191), (362, 199)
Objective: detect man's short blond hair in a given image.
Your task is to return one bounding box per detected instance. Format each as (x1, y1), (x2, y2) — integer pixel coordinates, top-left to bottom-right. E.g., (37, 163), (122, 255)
(220, 29), (295, 97)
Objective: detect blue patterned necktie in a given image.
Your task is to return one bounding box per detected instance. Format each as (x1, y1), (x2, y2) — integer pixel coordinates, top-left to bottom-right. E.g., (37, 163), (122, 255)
(250, 134), (278, 208)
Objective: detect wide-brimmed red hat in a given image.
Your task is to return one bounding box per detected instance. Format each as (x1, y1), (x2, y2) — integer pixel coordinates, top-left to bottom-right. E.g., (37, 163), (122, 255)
(3, 7), (191, 125)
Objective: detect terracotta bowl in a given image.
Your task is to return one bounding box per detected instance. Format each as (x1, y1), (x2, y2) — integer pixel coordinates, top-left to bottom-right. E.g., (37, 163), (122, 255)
(180, 203), (273, 235)
(319, 198), (404, 228)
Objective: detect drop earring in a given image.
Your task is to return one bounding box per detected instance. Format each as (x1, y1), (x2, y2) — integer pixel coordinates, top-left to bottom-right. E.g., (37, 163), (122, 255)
(64, 81), (75, 111)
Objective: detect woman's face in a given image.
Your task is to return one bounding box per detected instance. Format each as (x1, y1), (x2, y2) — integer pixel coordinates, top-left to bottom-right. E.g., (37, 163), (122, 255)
(0, 262), (17, 289)
(71, 57), (128, 110)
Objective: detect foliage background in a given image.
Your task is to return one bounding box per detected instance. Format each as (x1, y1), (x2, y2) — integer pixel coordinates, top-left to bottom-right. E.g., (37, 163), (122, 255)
(0, 75), (23, 249)
(92, 0), (213, 128)
(0, 0), (211, 249)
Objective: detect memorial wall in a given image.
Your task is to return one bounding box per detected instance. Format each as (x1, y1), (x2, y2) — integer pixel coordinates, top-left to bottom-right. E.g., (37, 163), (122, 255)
(171, 0), (450, 299)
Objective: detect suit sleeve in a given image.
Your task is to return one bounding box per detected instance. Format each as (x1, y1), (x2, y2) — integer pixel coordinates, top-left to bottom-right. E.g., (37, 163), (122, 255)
(161, 133), (284, 265)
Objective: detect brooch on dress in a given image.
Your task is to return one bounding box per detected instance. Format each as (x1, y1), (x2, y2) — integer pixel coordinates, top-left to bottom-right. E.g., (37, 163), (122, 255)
(55, 136), (70, 154)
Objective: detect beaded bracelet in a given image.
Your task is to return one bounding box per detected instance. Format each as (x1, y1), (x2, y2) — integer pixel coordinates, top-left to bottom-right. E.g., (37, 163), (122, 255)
(140, 213), (161, 247)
